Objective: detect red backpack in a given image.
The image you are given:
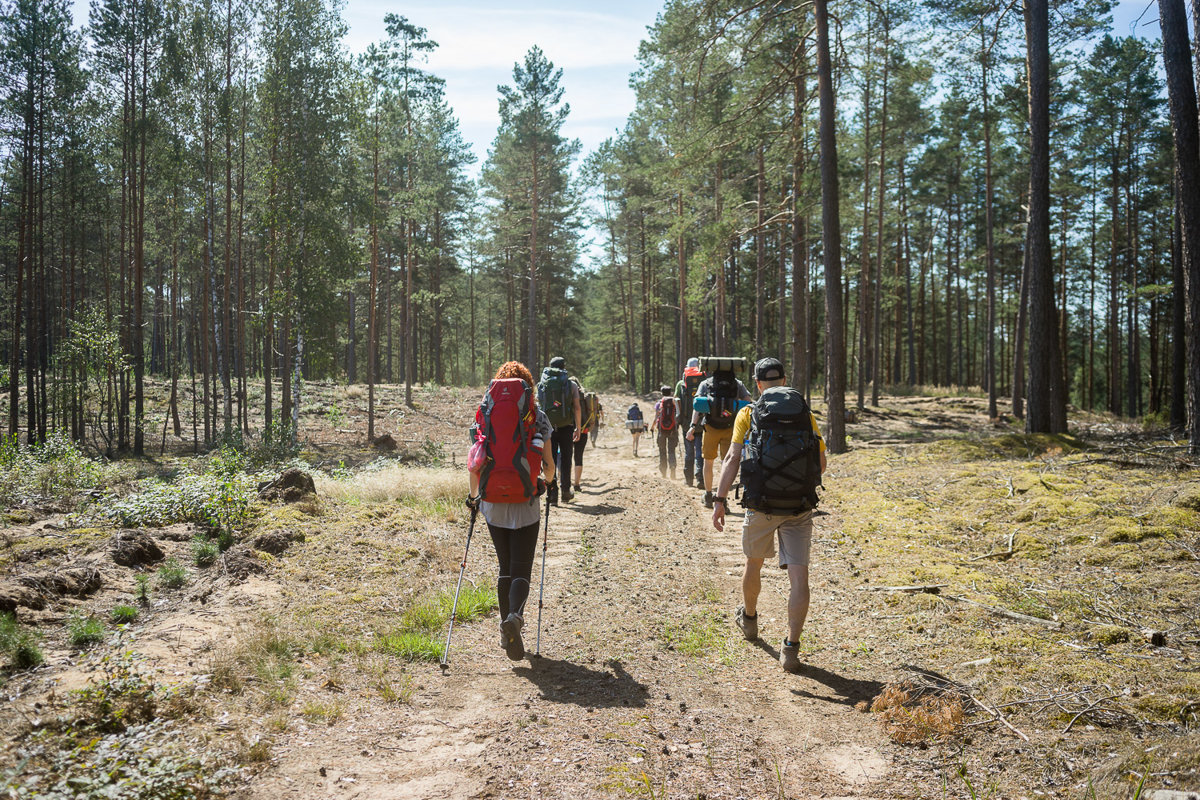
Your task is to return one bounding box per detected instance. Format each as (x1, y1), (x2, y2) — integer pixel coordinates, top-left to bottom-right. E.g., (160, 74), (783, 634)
(474, 378), (543, 503)
(658, 397), (678, 431)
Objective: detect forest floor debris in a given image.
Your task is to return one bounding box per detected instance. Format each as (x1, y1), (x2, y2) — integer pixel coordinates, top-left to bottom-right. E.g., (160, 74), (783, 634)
(0, 382), (1197, 798)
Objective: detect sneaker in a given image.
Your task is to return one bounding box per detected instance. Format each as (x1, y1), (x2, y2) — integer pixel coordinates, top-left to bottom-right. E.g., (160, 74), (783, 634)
(780, 637), (801, 673)
(735, 606), (758, 641)
(573, 483), (581, 493)
(500, 613), (525, 661)
(703, 491), (713, 509)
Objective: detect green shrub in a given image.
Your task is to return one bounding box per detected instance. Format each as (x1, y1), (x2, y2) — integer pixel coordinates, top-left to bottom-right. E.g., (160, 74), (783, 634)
(67, 612), (106, 648)
(0, 432), (106, 508)
(156, 559), (188, 589)
(0, 612), (44, 669)
(111, 605), (140, 624)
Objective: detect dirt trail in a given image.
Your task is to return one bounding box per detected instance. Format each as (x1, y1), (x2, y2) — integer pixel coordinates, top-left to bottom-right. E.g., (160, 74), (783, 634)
(244, 423), (927, 800)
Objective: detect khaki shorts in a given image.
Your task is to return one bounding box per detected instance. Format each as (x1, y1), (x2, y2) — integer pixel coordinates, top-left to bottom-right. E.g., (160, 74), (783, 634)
(701, 425), (734, 460)
(742, 509), (813, 568)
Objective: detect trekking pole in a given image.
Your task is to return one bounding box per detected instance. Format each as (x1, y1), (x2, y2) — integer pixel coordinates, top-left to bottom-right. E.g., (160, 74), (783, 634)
(534, 491), (551, 656)
(440, 506), (478, 671)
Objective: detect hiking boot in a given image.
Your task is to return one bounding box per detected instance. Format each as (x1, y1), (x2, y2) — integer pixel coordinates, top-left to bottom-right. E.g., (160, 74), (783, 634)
(660, 468), (667, 478)
(548, 481), (559, 507)
(703, 491), (714, 509)
(780, 638), (801, 673)
(735, 606), (758, 641)
(685, 475), (693, 487)
(500, 613), (525, 661)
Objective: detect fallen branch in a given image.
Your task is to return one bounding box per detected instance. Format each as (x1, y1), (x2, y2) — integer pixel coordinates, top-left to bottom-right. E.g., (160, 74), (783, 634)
(943, 594), (1063, 629)
(1062, 693), (1123, 733)
(862, 584), (947, 594)
(968, 694), (1030, 741)
(967, 530), (1018, 562)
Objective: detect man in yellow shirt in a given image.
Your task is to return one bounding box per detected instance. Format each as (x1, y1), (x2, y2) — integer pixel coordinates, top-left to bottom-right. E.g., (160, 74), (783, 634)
(711, 357), (827, 673)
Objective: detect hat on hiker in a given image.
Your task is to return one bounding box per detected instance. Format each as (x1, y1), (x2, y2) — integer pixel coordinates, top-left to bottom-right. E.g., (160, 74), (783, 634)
(686, 357), (700, 369)
(660, 385), (671, 395)
(549, 356), (566, 369)
(754, 357), (785, 382)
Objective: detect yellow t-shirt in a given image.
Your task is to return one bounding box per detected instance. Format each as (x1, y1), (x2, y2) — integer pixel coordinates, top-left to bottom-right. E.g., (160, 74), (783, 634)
(731, 404), (826, 453)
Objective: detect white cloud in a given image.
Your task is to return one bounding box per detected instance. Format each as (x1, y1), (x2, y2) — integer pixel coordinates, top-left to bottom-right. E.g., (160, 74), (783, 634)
(344, 5), (647, 71)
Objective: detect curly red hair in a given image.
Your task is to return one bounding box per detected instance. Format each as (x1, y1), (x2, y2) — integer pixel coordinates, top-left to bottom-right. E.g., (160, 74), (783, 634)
(493, 361), (537, 409)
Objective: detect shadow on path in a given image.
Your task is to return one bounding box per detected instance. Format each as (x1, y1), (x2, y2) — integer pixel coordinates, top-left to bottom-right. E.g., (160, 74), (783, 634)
(512, 657), (648, 709)
(567, 502), (624, 516)
(751, 640), (884, 707)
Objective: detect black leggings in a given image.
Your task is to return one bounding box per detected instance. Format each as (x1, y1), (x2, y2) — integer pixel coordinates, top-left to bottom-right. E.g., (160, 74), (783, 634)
(551, 425), (575, 486)
(488, 521), (540, 620)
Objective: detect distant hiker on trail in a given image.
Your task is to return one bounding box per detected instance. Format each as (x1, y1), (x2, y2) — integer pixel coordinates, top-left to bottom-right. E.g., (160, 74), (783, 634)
(685, 357), (752, 508)
(674, 357), (706, 487)
(710, 357), (826, 673)
(626, 402), (645, 456)
(589, 393), (604, 448)
(571, 377), (591, 493)
(653, 385), (680, 479)
(466, 361), (556, 662)
(537, 356), (581, 505)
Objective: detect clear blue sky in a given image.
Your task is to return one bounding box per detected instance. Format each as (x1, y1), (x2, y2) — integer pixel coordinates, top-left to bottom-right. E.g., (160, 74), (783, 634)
(69, 0), (1160, 174)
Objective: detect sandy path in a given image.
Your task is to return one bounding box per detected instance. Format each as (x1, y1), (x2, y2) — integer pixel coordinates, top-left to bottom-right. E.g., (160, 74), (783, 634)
(243, 426), (916, 799)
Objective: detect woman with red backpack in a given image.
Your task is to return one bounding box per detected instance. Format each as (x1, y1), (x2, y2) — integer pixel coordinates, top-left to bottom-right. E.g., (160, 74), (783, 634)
(466, 361), (556, 662)
(653, 385), (681, 479)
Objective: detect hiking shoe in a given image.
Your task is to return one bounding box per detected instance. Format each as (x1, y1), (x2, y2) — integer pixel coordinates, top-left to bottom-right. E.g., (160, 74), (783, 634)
(735, 606), (758, 641)
(703, 491), (714, 509)
(685, 475), (693, 487)
(780, 638), (801, 673)
(548, 482), (559, 506)
(573, 483), (581, 493)
(500, 613), (525, 661)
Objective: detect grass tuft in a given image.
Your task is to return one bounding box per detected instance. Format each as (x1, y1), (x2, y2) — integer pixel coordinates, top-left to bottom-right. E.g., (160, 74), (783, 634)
(66, 611), (105, 648)
(0, 612), (43, 669)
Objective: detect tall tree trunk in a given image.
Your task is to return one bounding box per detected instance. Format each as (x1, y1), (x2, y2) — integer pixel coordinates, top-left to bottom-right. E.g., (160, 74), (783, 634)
(872, 13), (889, 406)
(1161, 0), (1200, 452)
(755, 144), (766, 358)
(1025, 0), (1066, 433)
(981, 23), (998, 418)
(1173, 186), (1188, 430)
(816, 0), (846, 453)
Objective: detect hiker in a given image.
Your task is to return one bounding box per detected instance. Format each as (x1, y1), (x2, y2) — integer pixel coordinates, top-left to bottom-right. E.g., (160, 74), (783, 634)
(674, 357), (706, 487)
(626, 402), (645, 456)
(653, 385), (680, 479)
(589, 393), (604, 448)
(537, 356), (582, 505)
(685, 358), (753, 507)
(466, 361), (556, 662)
(710, 357), (826, 673)
(571, 377), (591, 493)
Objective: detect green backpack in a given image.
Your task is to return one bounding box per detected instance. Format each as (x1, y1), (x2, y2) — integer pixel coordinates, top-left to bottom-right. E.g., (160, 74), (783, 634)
(538, 367), (573, 428)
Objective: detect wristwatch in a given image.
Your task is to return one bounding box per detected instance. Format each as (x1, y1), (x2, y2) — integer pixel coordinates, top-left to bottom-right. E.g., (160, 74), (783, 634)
(713, 496), (727, 507)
